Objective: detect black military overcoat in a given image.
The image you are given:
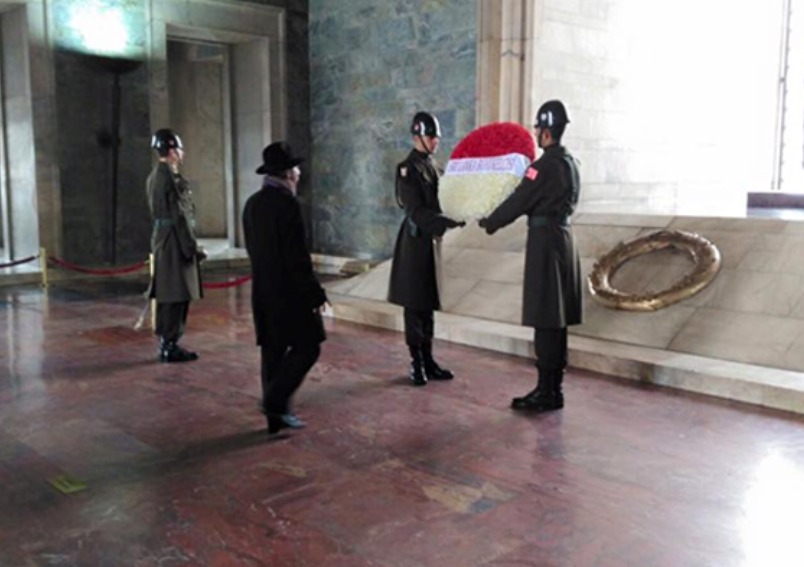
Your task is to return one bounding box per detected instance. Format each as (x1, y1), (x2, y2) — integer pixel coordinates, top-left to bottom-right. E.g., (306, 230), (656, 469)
(484, 144), (583, 329)
(387, 149), (454, 311)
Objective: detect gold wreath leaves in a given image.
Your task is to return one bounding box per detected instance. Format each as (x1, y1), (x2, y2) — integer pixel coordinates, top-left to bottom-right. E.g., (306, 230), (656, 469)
(588, 229), (722, 312)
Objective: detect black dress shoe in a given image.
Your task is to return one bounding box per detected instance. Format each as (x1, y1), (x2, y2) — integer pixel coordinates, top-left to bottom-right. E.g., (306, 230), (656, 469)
(267, 415), (288, 434)
(159, 343), (199, 363)
(421, 342), (454, 380)
(265, 413), (306, 434)
(424, 362), (454, 381)
(409, 362), (427, 386)
(511, 389), (563, 412)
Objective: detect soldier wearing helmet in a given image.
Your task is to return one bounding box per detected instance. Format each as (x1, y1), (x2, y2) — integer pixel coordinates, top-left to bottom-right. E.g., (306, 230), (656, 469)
(479, 100), (583, 412)
(388, 111), (465, 386)
(145, 128), (206, 363)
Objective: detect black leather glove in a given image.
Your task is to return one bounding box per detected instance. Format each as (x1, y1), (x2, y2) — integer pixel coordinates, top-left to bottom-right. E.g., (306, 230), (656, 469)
(445, 217), (465, 229)
(478, 218), (495, 235)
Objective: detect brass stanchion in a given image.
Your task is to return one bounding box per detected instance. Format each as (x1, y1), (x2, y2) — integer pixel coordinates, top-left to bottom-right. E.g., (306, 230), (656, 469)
(134, 254), (154, 331)
(149, 253), (156, 330)
(40, 247), (48, 288)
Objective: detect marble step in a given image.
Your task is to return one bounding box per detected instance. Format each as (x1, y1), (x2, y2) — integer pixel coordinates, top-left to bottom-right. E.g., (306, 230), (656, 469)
(327, 293), (804, 416)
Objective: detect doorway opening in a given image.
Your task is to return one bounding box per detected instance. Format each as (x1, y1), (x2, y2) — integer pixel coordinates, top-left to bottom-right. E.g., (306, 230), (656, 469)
(167, 39), (234, 255)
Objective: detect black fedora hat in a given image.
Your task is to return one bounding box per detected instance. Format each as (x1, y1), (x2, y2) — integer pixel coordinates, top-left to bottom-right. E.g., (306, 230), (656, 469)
(256, 141), (305, 175)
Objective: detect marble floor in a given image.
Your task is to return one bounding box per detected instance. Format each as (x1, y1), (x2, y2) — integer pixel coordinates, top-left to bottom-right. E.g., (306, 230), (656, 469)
(2, 281), (804, 566)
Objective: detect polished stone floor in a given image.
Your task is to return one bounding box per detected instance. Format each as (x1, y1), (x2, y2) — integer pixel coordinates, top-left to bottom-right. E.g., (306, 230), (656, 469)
(2, 281), (804, 567)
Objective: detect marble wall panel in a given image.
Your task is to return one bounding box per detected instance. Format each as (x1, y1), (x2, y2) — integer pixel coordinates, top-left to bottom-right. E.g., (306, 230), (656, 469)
(668, 309), (804, 369)
(309, 0), (477, 258)
(575, 300), (697, 349)
(444, 249), (524, 284)
(737, 234), (804, 275)
(669, 216), (788, 234)
(440, 277), (481, 312)
(780, 331), (804, 372)
(783, 221), (804, 235)
(573, 225), (643, 260)
(574, 213), (673, 229)
(168, 41), (227, 238)
(449, 280), (522, 324)
(347, 261), (393, 302)
(442, 220), (528, 254)
(703, 272), (804, 317)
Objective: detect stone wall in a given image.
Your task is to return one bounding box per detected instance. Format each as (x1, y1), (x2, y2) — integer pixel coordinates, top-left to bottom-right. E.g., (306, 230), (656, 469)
(531, 0), (783, 218)
(309, 0), (478, 259)
(54, 49), (152, 265)
(168, 41), (227, 239)
(308, 0), (788, 262)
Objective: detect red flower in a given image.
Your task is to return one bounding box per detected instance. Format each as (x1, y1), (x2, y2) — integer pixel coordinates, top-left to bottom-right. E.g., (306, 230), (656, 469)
(450, 122), (536, 161)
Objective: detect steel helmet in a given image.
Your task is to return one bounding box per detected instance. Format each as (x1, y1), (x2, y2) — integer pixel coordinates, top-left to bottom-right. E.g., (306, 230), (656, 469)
(410, 111), (441, 138)
(151, 129), (183, 154)
(534, 100), (570, 129)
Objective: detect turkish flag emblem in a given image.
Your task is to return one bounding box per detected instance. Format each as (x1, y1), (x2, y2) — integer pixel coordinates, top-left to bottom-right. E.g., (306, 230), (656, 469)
(525, 167), (539, 181)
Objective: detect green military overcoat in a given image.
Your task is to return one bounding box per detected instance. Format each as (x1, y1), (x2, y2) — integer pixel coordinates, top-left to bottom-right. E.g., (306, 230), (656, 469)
(145, 162), (202, 303)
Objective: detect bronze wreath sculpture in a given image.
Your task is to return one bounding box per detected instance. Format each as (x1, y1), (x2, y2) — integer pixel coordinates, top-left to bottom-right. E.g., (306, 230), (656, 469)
(588, 229), (721, 312)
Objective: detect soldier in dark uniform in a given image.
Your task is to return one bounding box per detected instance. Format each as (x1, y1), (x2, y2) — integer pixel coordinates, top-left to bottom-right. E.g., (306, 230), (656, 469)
(146, 129), (206, 363)
(388, 111), (465, 386)
(479, 100), (582, 411)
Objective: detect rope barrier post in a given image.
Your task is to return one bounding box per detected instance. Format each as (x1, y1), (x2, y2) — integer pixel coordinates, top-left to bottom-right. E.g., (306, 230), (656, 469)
(40, 247), (48, 288)
(149, 253), (156, 330)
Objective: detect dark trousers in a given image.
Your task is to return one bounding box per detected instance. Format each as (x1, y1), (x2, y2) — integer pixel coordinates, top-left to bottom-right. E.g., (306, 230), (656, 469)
(404, 308), (434, 347)
(156, 301), (190, 342)
(534, 327), (568, 371)
(261, 341), (321, 415)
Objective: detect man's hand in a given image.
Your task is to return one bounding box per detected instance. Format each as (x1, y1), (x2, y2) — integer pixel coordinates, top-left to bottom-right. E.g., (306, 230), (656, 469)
(445, 217), (466, 229)
(196, 246), (208, 262)
(478, 218), (495, 235)
(316, 301), (333, 317)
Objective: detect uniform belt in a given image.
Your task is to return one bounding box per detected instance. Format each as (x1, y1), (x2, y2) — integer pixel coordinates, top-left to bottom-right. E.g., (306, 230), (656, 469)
(153, 218), (174, 228)
(528, 215), (570, 228)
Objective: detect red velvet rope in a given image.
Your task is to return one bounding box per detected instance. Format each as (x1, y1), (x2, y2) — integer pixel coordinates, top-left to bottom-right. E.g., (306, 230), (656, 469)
(47, 256), (148, 275)
(0, 255), (38, 269)
(202, 274), (252, 289)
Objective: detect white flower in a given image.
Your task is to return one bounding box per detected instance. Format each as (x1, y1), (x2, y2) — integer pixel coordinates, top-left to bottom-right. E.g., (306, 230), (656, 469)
(439, 153), (530, 221)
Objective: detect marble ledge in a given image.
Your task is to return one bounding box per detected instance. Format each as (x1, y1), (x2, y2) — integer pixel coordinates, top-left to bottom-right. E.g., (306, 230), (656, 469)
(326, 293), (804, 416)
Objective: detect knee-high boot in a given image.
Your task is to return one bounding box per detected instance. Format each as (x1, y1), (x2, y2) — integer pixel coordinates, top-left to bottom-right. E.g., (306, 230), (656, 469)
(511, 365), (563, 412)
(408, 345), (427, 386)
(421, 341), (454, 380)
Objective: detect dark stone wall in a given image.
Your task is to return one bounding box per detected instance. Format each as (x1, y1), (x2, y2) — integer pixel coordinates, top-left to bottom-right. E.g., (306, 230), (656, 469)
(55, 50), (152, 265)
(246, 0), (313, 240)
(309, 0), (478, 259)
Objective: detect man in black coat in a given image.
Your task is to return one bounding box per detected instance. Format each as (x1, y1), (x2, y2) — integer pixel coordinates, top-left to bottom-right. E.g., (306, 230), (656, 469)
(146, 128), (206, 363)
(480, 100), (583, 412)
(388, 111), (464, 386)
(243, 142), (328, 434)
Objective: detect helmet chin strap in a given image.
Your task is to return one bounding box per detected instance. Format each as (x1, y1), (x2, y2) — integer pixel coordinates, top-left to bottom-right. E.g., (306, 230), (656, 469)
(417, 134), (433, 155)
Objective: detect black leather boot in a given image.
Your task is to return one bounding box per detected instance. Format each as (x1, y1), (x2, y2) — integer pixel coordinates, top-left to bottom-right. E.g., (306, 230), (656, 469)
(553, 369), (565, 408)
(511, 366), (562, 411)
(159, 338), (199, 363)
(421, 341), (454, 380)
(408, 345), (427, 386)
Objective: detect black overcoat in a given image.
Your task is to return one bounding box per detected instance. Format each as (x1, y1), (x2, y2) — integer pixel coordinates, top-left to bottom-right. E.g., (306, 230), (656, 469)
(388, 149), (454, 311)
(242, 179), (327, 347)
(146, 162), (202, 303)
(484, 144), (583, 329)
